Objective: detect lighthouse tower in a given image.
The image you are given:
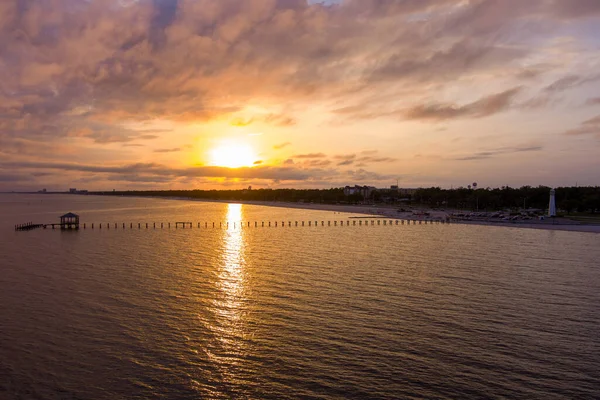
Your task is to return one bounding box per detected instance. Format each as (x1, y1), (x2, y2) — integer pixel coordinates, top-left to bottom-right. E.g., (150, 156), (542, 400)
(548, 188), (556, 217)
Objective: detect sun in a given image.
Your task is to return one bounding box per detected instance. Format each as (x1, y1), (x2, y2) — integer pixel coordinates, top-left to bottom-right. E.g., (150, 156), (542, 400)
(209, 143), (257, 168)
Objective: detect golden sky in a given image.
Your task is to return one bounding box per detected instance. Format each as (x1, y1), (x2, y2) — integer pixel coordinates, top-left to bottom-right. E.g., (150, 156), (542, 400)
(1, 0), (600, 190)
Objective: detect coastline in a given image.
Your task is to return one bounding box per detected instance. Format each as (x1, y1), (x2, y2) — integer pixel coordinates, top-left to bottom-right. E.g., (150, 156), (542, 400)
(109, 194), (600, 234)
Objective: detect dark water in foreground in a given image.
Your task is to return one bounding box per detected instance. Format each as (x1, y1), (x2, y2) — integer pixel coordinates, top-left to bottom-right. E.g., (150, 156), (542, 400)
(1, 194), (599, 399)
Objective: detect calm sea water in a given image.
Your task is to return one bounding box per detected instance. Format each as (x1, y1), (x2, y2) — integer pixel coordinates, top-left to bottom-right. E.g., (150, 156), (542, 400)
(1, 194), (599, 399)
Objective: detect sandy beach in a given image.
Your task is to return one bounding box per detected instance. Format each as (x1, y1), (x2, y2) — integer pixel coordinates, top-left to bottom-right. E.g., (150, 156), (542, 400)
(151, 196), (600, 234)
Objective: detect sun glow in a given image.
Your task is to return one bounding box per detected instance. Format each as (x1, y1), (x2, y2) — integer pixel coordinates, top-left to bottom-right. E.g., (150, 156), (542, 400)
(209, 143), (257, 168)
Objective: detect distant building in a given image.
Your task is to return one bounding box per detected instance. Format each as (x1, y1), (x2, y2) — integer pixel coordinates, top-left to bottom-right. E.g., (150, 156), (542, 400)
(69, 188), (77, 193)
(398, 188), (418, 196)
(344, 185), (375, 198)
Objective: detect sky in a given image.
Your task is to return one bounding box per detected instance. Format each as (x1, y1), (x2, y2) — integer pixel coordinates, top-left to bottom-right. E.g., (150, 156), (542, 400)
(1, 0), (600, 191)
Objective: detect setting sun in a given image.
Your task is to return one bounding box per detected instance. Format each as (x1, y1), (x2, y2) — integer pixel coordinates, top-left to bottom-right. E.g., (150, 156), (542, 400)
(210, 143), (257, 168)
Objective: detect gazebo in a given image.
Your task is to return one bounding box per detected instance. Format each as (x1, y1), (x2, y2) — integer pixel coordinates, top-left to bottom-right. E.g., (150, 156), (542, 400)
(60, 212), (80, 229)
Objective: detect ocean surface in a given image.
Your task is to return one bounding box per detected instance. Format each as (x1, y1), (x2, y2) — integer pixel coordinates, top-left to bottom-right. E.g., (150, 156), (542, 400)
(1, 194), (599, 399)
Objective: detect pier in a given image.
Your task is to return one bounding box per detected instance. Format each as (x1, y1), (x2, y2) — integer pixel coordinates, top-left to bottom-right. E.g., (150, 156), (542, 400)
(15, 212), (80, 231)
(16, 214), (449, 232)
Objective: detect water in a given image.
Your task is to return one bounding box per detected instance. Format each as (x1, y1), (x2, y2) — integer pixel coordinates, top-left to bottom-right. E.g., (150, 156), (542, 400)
(1, 194), (599, 399)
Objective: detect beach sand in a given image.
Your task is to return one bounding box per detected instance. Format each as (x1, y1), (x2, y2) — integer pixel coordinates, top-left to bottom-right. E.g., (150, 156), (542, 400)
(177, 198), (600, 234)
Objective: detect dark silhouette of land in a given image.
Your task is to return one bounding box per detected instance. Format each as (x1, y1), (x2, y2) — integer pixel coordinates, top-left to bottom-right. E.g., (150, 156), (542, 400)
(84, 185), (599, 214)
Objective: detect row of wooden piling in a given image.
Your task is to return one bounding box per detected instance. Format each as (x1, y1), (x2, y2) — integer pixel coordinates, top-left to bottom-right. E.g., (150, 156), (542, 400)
(14, 222), (44, 231)
(77, 219), (449, 230)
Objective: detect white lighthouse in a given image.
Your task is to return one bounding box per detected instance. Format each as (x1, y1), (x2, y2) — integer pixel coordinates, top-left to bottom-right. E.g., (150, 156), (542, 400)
(548, 188), (556, 217)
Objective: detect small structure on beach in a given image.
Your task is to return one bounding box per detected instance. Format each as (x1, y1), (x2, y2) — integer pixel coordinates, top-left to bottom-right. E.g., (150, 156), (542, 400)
(60, 212), (80, 229)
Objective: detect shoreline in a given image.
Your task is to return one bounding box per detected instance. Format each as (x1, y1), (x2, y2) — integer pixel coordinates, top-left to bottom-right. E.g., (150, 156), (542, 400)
(106, 194), (600, 234)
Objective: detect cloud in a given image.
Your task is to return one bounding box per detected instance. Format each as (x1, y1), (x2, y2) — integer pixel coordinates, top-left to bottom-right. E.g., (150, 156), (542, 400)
(153, 147), (181, 153)
(583, 115), (600, 125)
(230, 117), (254, 127)
(544, 74), (600, 93)
(1, 0), (599, 189)
(404, 87), (522, 121)
(548, 0), (600, 19)
(346, 169), (395, 182)
(337, 160), (354, 166)
(333, 154), (356, 161)
(0, 0), (576, 143)
(585, 97), (600, 106)
(231, 114), (296, 127)
(564, 115), (600, 138)
(274, 142), (292, 150)
(454, 145), (543, 161)
(305, 159), (332, 167)
(0, 161), (327, 182)
(333, 153), (396, 166)
(263, 114), (296, 127)
(292, 153), (327, 159)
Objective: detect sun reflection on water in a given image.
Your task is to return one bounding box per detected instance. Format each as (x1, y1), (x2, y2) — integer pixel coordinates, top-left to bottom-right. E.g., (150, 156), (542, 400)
(219, 203), (245, 316)
(207, 203), (250, 385)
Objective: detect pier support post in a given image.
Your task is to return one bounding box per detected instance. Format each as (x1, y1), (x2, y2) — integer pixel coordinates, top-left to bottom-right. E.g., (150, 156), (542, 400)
(309, 221), (312, 226)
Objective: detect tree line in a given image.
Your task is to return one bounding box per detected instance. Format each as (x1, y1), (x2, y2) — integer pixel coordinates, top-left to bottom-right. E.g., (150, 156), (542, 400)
(410, 186), (599, 213)
(93, 185), (600, 213)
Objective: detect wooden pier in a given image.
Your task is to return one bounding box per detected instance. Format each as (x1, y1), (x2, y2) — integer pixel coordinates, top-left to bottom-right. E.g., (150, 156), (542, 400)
(16, 216), (449, 232)
(15, 212), (80, 231)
